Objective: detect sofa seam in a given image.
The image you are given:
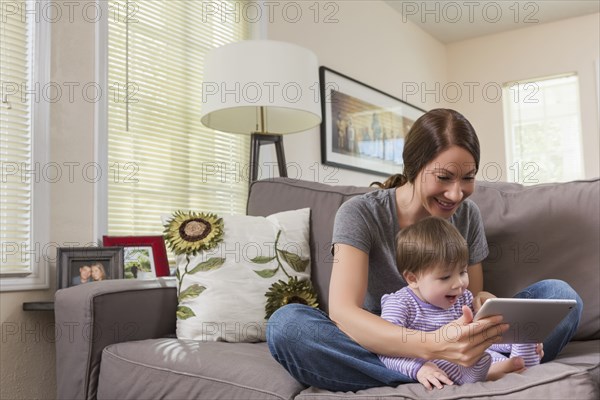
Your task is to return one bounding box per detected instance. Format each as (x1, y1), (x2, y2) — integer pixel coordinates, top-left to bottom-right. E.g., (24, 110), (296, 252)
(100, 348), (297, 400)
(475, 179), (600, 196)
(250, 178), (370, 196)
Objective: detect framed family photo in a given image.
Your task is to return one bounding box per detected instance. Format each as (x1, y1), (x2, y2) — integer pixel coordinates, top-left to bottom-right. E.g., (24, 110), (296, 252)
(57, 247), (124, 289)
(102, 235), (170, 279)
(319, 67), (426, 176)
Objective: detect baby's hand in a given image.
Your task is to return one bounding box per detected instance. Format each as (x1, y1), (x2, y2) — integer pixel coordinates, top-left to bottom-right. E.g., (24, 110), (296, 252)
(416, 362), (454, 390)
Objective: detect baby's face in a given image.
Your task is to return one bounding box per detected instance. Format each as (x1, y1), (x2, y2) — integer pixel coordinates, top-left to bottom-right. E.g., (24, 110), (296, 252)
(410, 263), (469, 309)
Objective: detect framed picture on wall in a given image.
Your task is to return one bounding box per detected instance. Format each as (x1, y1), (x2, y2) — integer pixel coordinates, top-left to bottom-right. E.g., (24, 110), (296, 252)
(57, 247), (124, 289)
(319, 66), (426, 176)
(102, 235), (170, 279)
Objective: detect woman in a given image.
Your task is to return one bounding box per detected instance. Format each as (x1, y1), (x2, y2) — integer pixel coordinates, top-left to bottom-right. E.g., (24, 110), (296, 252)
(91, 262), (107, 281)
(266, 109), (582, 392)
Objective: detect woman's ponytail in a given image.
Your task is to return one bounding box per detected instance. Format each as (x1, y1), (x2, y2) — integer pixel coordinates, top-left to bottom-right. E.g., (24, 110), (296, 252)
(370, 173), (407, 189)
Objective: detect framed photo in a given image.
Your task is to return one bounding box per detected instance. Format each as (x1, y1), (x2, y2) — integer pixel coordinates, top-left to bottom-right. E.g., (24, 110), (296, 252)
(57, 247), (124, 289)
(319, 66), (426, 176)
(102, 236), (170, 279)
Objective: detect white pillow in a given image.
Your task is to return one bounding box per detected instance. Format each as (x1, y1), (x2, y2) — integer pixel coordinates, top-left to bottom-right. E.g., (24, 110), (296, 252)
(168, 208), (313, 342)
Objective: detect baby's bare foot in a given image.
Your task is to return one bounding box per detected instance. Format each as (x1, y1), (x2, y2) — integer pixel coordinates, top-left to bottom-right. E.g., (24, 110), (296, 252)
(487, 357), (526, 381)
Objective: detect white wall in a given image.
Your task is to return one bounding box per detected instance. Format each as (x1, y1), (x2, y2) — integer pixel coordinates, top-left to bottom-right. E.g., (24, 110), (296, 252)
(266, 5), (600, 186)
(266, 0), (447, 186)
(447, 13), (600, 182)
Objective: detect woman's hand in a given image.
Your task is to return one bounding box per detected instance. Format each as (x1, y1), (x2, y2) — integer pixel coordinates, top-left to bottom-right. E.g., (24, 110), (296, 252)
(472, 291), (497, 312)
(416, 362), (454, 390)
(431, 305), (508, 367)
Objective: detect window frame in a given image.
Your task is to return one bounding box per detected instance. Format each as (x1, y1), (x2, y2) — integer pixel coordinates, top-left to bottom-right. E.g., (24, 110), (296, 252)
(502, 73), (585, 185)
(0, 0), (51, 291)
(94, 0), (263, 241)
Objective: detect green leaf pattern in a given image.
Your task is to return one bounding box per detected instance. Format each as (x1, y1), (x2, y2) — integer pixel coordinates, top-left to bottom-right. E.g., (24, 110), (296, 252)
(251, 256), (276, 264)
(278, 249), (309, 272)
(189, 257), (225, 274)
(177, 257), (225, 320)
(179, 284), (206, 302)
(249, 230), (309, 279)
(176, 306), (195, 320)
(253, 268), (278, 278)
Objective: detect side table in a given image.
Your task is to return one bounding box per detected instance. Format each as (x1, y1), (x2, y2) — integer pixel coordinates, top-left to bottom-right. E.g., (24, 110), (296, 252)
(22, 302), (55, 311)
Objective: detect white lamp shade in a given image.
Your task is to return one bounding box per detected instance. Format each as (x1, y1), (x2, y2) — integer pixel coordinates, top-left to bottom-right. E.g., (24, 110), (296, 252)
(200, 40), (322, 134)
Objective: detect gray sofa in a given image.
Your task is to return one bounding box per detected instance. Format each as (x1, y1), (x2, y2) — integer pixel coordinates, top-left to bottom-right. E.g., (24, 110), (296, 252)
(55, 177), (600, 399)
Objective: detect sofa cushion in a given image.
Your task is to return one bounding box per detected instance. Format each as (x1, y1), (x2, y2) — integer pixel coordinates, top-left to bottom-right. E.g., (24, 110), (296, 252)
(167, 208), (314, 342)
(97, 338), (305, 400)
(470, 179), (600, 340)
(295, 341), (600, 399)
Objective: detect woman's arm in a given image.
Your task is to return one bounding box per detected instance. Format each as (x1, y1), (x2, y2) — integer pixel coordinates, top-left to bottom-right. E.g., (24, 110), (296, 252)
(329, 244), (507, 365)
(468, 263), (496, 312)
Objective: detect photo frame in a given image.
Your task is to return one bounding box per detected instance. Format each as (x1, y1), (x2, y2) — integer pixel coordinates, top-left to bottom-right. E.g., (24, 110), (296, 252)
(102, 235), (170, 279)
(320, 66), (426, 176)
(57, 247), (124, 289)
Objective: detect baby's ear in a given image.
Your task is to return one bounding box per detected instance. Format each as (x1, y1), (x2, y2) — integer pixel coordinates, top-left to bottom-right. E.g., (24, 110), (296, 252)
(403, 271), (419, 287)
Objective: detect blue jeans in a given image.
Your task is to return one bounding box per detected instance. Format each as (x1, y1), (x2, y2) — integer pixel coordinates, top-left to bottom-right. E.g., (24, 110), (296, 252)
(266, 279), (583, 391)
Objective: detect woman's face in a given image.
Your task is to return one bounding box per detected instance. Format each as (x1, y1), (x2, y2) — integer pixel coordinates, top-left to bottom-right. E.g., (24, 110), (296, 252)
(414, 145), (477, 218)
(91, 266), (103, 281)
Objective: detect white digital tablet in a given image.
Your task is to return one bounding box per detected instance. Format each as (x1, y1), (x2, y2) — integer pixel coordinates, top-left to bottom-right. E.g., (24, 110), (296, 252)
(473, 298), (577, 343)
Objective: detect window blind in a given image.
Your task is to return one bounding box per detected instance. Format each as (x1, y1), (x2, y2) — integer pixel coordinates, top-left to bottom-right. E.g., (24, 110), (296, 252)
(107, 1), (252, 243)
(503, 74), (584, 185)
(0, 2), (33, 274)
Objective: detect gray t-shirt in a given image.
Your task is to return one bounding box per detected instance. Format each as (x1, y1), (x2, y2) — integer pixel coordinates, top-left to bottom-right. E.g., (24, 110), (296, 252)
(332, 188), (489, 314)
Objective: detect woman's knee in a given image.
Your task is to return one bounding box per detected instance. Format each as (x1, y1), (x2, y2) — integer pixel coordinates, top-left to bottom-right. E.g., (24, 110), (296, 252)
(543, 279), (581, 299)
(267, 304), (325, 348)
(529, 279), (578, 297)
(529, 279), (583, 317)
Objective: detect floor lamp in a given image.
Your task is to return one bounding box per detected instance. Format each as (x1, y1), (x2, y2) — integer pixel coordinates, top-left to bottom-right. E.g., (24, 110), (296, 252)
(200, 40), (322, 183)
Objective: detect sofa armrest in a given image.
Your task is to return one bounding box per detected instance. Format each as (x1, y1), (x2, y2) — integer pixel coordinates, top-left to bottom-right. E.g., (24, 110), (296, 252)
(55, 278), (177, 400)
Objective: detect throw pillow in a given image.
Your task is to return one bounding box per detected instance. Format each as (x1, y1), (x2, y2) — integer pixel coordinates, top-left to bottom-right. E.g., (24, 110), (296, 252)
(162, 208), (318, 342)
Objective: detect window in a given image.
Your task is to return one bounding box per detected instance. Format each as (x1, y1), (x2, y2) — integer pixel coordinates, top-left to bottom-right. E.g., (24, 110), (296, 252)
(0, 0), (50, 290)
(106, 0), (252, 240)
(502, 74), (584, 185)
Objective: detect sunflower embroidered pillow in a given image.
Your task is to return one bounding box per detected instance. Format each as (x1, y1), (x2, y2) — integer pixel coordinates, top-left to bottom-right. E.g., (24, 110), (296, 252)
(163, 208), (318, 343)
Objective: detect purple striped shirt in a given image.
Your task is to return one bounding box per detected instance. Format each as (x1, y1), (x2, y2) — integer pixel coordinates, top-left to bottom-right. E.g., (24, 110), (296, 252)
(378, 287), (537, 379)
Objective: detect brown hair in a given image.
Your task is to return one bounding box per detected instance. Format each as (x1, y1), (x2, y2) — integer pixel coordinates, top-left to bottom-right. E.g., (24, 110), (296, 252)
(395, 216), (468, 276)
(371, 108), (480, 189)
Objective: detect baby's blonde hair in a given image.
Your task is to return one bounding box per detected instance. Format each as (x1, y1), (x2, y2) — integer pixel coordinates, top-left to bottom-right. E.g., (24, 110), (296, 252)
(396, 216), (468, 276)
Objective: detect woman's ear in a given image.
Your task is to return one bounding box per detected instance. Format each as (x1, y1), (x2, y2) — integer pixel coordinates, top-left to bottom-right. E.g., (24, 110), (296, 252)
(403, 271), (419, 288)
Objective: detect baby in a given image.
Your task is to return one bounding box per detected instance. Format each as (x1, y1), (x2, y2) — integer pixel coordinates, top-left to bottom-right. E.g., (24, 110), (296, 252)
(379, 216), (540, 389)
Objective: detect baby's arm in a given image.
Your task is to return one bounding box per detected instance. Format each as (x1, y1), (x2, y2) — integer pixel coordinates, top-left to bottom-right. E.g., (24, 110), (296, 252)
(378, 354), (427, 379)
(379, 291), (454, 388)
(378, 292), (428, 379)
(378, 332), (455, 389)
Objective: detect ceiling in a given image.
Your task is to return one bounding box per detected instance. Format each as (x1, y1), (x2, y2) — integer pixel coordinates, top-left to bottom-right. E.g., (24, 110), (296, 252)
(385, 0), (600, 43)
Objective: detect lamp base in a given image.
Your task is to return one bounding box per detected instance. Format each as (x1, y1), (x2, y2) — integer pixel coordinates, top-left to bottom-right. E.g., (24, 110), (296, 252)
(250, 133), (287, 183)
